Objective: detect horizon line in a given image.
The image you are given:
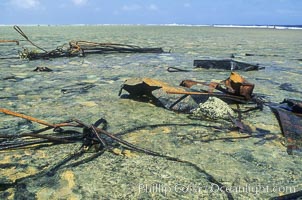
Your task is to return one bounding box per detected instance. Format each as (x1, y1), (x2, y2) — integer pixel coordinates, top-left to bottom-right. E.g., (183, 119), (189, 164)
(1, 23), (302, 28)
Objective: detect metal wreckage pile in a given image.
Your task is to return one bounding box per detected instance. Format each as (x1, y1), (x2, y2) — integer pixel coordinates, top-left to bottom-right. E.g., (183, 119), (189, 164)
(0, 26), (164, 61)
(1, 26), (302, 199)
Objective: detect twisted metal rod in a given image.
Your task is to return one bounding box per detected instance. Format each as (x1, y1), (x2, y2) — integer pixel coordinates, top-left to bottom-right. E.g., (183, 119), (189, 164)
(13, 25), (47, 52)
(0, 107), (234, 199)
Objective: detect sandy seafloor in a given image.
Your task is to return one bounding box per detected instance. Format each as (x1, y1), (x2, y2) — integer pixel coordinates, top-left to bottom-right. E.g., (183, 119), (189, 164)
(0, 25), (302, 199)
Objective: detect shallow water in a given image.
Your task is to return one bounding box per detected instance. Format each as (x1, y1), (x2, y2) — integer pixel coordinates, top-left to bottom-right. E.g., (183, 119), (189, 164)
(1, 26), (302, 199)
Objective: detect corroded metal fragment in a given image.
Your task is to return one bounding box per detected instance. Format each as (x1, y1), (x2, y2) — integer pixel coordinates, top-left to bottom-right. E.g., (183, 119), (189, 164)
(221, 72), (255, 100)
(181, 72), (255, 100)
(193, 59), (263, 71)
(270, 101), (302, 155)
(280, 99), (302, 114)
(33, 66), (53, 72)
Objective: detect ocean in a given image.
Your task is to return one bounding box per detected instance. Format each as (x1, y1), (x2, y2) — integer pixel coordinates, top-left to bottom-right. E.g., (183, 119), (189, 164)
(1, 25), (302, 199)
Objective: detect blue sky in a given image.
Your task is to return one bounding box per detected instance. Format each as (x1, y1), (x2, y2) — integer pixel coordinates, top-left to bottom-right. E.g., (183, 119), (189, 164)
(0, 0), (301, 25)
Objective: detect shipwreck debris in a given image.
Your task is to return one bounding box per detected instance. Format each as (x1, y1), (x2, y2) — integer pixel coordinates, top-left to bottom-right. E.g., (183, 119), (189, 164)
(220, 72), (255, 100)
(33, 66), (53, 72)
(167, 67), (191, 72)
(12, 25), (164, 60)
(69, 41), (164, 54)
(0, 40), (19, 45)
(279, 83), (302, 94)
(61, 83), (96, 94)
(270, 189), (302, 200)
(119, 78), (165, 97)
(119, 73), (261, 136)
(280, 99), (302, 114)
(119, 72), (259, 114)
(245, 53), (282, 57)
(181, 72), (255, 100)
(269, 99), (302, 155)
(193, 59), (264, 71)
(119, 77), (199, 111)
(0, 107), (234, 200)
(119, 78), (211, 112)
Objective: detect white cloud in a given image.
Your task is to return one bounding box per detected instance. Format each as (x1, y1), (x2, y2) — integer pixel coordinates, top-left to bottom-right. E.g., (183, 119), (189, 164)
(148, 4), (158, 11)
(71, 0), (88, 6)
(121, 4), (159, 12)
(122, 4), (141, 11)
(10, 0), (40, 9)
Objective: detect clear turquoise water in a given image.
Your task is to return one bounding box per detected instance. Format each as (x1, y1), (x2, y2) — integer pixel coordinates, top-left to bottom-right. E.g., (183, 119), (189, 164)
(0, 25), (302, 199)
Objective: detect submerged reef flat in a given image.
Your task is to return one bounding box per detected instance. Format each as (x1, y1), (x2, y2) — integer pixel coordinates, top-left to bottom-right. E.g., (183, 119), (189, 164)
(0, 26), (302, 199)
